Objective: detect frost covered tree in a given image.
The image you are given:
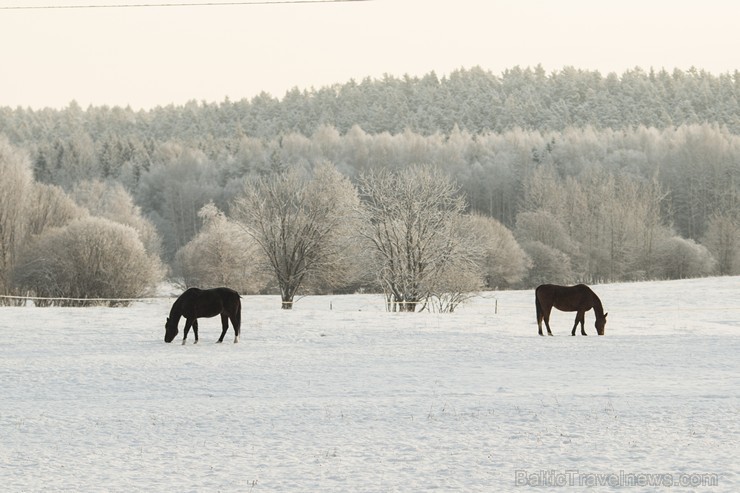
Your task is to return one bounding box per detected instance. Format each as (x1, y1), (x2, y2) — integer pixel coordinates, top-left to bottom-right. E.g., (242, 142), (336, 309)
(0, 138), (33, 298)
(232, 162), (360, 308)
(702, 213), (740, 275)
(72, 180), (162, 259)
(517, 164), (672, 282)
(174, 203), (269, 294)
(3, 72), (740, 286)
(136, 145), (222, 259)
(26, 183), (86, 237)
(515, 210), (578, 285)
(358, 165), (468, 312)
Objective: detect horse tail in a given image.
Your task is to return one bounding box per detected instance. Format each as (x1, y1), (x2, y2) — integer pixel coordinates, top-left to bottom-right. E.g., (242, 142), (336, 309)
(535, 288), (543, 323)
(234, 296), (242, 335)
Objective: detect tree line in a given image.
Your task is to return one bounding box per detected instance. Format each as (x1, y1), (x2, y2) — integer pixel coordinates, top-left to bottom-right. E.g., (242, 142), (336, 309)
(0, 140), (524, 310)
(2, 66), (739, 141)
(0, 66), (738, 306)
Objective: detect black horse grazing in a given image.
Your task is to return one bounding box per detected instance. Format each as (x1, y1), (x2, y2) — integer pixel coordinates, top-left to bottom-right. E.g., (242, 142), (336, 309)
(535, 284), (607, 336)
(164, 287), (242, 344)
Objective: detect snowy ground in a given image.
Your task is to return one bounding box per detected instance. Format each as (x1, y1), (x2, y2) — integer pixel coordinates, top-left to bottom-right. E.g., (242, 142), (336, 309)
(1, 277), (738, 492)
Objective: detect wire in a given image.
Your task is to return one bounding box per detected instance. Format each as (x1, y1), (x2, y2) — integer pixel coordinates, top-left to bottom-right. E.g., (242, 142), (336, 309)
(0, 294), (162, 302)
(0, 0), (370, 10)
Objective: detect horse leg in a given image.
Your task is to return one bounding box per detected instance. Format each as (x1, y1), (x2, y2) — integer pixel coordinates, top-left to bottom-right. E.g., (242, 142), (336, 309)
(192, 319), (199, 344)
(571, 312), (586, 336)
(542, 306), (554, 336)
(536, 297), (544, 336)
(230, 314), (240, 344)
(217, 313), (229, 343)
(182, 319), (192, 345)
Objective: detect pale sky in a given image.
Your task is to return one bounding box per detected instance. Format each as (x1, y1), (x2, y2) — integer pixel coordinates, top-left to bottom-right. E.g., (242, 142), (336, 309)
(1, 0), (739, 110)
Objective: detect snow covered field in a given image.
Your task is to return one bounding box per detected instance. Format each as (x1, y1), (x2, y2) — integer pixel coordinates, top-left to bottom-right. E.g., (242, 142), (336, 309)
(1, 277), (738, 492)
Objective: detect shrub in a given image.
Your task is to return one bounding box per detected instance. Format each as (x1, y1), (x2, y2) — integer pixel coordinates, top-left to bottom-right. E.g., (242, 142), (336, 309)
(13, 217), (163, 306)
(653, 236), (716, 279)
(520, 240), (575, 286)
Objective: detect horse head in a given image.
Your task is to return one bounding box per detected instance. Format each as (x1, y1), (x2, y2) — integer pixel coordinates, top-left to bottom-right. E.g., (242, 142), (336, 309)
(164, 317), (179, 343)
(595, 312), (608, 336)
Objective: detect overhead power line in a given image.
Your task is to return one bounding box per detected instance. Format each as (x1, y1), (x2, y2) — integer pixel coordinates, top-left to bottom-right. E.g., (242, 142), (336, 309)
(0, 0), (370, 10)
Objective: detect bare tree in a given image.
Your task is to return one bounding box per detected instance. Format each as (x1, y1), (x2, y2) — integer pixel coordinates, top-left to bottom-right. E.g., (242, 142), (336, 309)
(358, 165), (468, 312)
(232, 162), (360, 309)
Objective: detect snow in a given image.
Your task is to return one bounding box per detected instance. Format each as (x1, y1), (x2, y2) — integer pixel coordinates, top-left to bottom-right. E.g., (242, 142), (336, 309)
(1, 277), (738, 491)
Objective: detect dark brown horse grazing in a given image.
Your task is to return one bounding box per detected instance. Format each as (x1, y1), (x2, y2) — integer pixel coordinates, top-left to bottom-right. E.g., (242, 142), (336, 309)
(535, 284), (607, 336)
(164, 287), (242, 344)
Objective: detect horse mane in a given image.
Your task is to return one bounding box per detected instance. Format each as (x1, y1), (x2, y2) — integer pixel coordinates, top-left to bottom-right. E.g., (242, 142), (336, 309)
(590, 289), (605, 319)
(168, 288), (194, 320)
(168, 295), (182, 320)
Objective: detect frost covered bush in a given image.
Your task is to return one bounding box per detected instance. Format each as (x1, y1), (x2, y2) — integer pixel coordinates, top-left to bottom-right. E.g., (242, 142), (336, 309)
(519, 240), (575, 286)
(464, 214), (530, 288)
(654, 236), (716, 280)
(13, 217), (163, 305)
